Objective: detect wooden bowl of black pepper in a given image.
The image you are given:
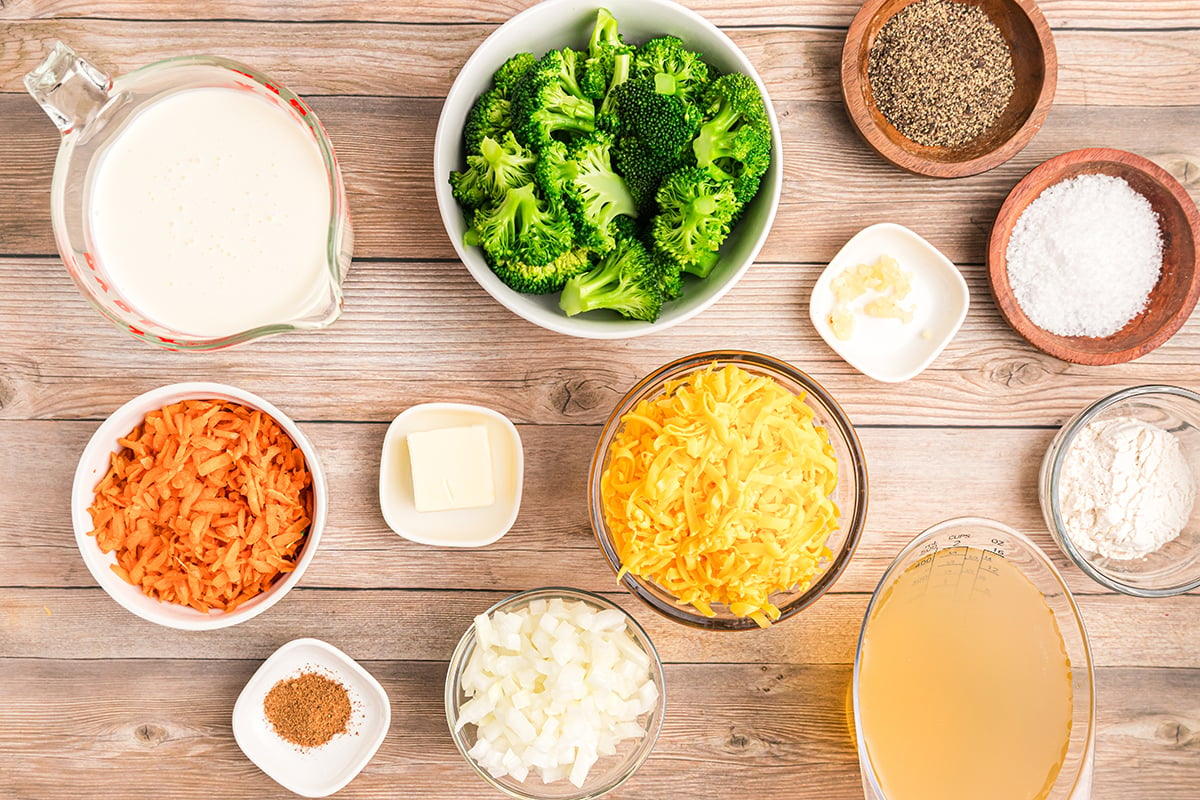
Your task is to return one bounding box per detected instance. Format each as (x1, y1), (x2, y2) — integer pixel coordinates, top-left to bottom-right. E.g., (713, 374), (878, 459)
(841, 0), (1057, 178)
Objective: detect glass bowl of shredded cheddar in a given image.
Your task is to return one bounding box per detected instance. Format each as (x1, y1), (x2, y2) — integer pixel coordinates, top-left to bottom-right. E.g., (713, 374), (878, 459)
(589, 351), (868, 630)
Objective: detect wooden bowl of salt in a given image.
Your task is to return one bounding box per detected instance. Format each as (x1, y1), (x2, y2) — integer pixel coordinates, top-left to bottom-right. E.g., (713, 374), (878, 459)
(987, 148), (1200, 366)
(841, 0), (1057, 178)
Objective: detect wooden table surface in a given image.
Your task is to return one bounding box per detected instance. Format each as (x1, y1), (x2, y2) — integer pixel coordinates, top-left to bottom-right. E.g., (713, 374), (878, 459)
(2, 1), (1199, 798)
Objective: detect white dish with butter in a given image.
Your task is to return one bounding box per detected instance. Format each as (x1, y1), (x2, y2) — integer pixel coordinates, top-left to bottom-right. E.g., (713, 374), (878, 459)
(810, 223), (969, 383)
(379, 403), (523, 547)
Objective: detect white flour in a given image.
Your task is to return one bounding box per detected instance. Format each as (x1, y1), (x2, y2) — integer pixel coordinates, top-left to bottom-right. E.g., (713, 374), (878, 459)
(1059, 415), (1195, 560)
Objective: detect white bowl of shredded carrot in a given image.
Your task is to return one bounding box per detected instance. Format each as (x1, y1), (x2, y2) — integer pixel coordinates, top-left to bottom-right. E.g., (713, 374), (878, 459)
(589, 351), (869, 630)
(71, 383), (327, 630)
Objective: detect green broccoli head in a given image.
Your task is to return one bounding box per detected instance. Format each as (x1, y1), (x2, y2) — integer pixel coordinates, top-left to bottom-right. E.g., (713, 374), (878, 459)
(450, 132), (537, 209)
(612, 133), (688, 217)
(693, 72), (772, 203)
(493, 52), (537, 96)
(651, 166), (742, 275)
(463, 88), (512, 156)
(631, 36), (710, 103)
(511, 48), (596, 149)
(581, 8), (634, 104)
(533, 139), (576, 201)
(614, 77), (702, 160)
(559, 232), (668, 321)
(448, 162), (489, 211)
(471, 182), (575, 268)
(650, 244), (685, 300)
(489, 246), (596, 295)
(562, 130), (638, 254)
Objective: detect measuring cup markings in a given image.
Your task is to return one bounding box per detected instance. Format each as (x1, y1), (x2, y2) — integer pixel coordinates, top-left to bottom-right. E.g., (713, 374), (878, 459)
(26, 43), (352, 350)
(854, 518), (1095, 800)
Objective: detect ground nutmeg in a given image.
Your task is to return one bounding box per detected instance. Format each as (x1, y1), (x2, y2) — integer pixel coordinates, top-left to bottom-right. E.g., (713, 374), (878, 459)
(263, 670), (352, 748)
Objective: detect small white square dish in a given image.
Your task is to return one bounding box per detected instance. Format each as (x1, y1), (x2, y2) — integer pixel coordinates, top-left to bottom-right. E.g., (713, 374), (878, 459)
(809, 223), (969, 382)
(232, 638), (390, 798)
(379, 402), (524, 547)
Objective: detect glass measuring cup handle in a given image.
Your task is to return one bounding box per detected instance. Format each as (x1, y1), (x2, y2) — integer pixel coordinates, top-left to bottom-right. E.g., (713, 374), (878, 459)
(25, 41), (113, 134)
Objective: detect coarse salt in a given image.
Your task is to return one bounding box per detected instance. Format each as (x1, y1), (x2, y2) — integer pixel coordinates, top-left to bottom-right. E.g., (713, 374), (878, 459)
(1006, 174), (1162, 338)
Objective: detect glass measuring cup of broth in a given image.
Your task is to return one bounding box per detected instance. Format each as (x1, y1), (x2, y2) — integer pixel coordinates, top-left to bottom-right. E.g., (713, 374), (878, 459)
(25, 42), (353, 350)
(853, 517), (1095, 800)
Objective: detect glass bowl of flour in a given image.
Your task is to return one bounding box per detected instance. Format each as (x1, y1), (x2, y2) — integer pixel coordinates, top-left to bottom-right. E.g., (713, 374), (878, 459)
(1041, 385), (1200, 596)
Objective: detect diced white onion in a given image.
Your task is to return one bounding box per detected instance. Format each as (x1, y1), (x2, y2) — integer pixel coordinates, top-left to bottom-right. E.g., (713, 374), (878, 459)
(457, 598), (658, 788)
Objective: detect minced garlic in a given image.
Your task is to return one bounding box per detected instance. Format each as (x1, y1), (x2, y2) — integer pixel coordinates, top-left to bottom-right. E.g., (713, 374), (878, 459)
(827, 254), (915, 340)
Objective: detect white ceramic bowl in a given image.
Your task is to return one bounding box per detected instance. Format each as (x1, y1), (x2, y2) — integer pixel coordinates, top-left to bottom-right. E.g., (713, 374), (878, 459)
(379, 402), (524, 546)
(433, 0), (783, 339)
(810, 223), (969, 382)
(71, 382), (327, 630)
(233, 638), (391, 798)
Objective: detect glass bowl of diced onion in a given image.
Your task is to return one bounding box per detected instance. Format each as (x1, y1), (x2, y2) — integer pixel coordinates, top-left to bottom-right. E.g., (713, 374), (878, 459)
(444, 587), (666, 800)
(589, 351), (869, 630)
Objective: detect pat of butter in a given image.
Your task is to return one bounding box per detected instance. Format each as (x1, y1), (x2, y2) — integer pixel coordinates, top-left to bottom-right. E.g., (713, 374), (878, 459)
(406, 425), (496, 513)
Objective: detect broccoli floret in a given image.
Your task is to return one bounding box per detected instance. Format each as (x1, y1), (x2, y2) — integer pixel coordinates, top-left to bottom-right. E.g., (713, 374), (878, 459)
(693, 72), (772, 203)
(560, 131), (637, 253)
(493, 52), (537, 96)
(610, 77), (701, 214)
(611, 132), (693, 217)
(533, 139), (576, 200)
(511, 48), (596, 149)
(632, 35), (710, 103)
(651, 166), (741, 276)
(559, 233), (674, 321)
(448, 162), (489, 211)
(489, 246), (595, 295)
(581, 9), (630, 98)
(581, 8), (635, 124)
(463, 53), (539, 156)
(471, 182), (575, 267)
(450, 132), (537, 208)
(614, 77), (701, 160)
(595, 50), (632, 133)
(463, 89), (511, 156)
(651, 244), (685, 300)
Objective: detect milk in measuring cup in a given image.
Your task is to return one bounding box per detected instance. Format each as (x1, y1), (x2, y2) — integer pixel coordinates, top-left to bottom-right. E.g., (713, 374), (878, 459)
(89, 87), (331, 338)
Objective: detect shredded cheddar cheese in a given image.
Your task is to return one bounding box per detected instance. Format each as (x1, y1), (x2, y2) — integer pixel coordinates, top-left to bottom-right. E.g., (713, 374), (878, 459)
(600, 363), (840, 627)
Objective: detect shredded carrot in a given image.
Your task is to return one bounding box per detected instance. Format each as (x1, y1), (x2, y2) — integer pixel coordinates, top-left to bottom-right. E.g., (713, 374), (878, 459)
(600, 364), (840, 627)
(86, 399), (313, 613)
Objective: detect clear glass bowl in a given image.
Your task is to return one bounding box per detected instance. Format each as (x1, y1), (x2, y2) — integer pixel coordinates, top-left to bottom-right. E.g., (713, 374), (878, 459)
(853, 518), (1094, 800)
(588, 350), (869, 630)
(444, 587), (666, 800)
(1040, 385), (1200, 596)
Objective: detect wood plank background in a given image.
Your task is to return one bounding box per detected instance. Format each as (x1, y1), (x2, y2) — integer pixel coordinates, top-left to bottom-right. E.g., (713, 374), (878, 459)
(1, 1), (1198, 798)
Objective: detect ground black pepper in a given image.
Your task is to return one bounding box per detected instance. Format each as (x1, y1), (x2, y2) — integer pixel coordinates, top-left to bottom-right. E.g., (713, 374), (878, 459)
(263, 671), (352, 749)
(867, 0), (1015, 148)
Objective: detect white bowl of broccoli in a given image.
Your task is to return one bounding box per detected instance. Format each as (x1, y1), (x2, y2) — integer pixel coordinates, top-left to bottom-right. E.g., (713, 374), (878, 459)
(434, 0), (782, 339)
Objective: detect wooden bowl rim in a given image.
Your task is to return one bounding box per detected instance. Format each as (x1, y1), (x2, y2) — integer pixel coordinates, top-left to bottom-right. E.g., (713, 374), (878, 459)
(986, 147), (1200, 366)
(840, 0), (1058, 179)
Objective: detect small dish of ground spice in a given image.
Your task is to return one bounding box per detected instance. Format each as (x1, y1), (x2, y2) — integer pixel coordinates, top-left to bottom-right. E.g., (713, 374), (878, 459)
(233, 638), (391, 798)
(841, 0), (1057, 177)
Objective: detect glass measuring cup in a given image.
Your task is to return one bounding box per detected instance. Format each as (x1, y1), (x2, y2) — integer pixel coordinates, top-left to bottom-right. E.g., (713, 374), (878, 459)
(24, 42), (353, 350)
(852, 517), (1095, 800)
